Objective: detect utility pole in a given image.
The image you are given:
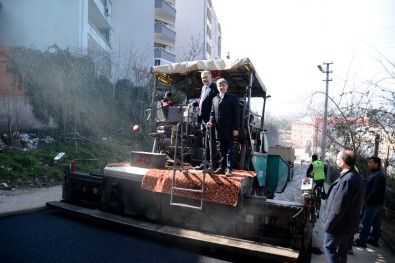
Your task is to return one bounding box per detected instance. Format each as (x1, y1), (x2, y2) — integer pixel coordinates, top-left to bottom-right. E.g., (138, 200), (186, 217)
(374, 134), (380, 157)
(317, 62), (333, 162)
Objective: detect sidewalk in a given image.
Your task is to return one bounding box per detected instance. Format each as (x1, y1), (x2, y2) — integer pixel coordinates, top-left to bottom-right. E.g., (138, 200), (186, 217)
(0, 185), (62, 217)
(0, 185), (394, 262)
(311, 199), (394, 263)
(291, 164), (394, 262)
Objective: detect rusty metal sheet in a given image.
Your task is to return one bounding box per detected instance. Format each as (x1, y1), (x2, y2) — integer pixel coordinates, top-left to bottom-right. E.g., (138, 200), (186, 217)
(130, 151), (167, 168)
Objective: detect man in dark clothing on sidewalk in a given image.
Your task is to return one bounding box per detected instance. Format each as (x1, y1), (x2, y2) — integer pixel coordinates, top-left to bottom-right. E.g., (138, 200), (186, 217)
(322, 149), (365, 263)
(354, 156), (386, 248)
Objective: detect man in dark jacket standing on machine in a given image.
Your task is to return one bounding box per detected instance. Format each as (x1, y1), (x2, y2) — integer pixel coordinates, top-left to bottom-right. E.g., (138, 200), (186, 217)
(322, 149), (365, 263)
(191, 70), (219, 170)
(207, 78), (239, 177)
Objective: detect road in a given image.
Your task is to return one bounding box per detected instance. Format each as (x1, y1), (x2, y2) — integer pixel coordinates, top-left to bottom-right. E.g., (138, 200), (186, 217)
(1, 163), (393, 262)
(0, 208), (278, 263)
(274, 163), (309, 203)
(0, 165), (309, 263)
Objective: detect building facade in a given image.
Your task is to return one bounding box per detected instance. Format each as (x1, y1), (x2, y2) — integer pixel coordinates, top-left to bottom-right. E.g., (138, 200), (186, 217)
(174, 0), (221, 61)
(154, 0), (176, 65)
(0, 0), (222, 69)
(0, 0), (157, 73)
(291, 117), (322, 161)
(0, 0), (222, 131)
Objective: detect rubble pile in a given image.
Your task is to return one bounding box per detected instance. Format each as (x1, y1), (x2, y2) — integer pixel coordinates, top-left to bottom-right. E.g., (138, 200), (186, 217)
(0, 133), (55, 151)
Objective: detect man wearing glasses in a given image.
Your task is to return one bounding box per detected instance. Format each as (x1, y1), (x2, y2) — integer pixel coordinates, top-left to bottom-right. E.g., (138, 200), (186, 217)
(322, 150), (365, 262)
(191, 71), (218, 170)
(207, 78), (239, 177)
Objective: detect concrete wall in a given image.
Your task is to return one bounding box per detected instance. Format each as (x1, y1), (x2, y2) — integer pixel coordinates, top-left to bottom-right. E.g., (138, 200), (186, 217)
(0, 46), (22, 96)
(0, 46), (55, 131)
(0, 95), (56, 131)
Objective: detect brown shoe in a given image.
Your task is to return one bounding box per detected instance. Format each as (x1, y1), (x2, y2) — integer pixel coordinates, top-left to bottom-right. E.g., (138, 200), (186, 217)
(213, 168), (226, 175)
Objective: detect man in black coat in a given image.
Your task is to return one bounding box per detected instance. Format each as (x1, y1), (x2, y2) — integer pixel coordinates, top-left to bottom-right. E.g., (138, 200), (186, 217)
(207, 78), (239, 176)
(191, 70), (219, 170)
(322, 149), (365, 262)
(354, 156), (386, 248)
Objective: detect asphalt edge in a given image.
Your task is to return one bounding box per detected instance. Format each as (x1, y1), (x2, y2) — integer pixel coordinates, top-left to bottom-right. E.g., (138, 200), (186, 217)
(0, 205), (49, 218)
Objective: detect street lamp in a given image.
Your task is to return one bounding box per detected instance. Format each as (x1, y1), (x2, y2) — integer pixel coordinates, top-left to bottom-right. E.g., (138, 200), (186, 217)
(317, 62), (333, 161)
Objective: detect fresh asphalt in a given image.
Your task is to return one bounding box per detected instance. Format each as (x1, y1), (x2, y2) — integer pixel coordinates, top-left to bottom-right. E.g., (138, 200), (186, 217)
(0, 208), (277, 263)
(0, 164), (394, 262)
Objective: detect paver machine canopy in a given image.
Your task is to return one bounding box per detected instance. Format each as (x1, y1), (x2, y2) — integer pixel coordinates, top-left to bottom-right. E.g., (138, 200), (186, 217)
(149, 57), (271, 171)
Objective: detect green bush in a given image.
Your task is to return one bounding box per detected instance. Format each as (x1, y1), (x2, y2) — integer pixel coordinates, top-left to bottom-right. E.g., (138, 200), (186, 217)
(0, 139), (132, 188)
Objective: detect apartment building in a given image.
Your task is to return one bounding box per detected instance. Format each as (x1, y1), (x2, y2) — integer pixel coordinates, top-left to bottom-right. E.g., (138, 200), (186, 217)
(0, 0), (155, 74)
(1, 0), (107, 74)
(112, 0), (155, 78)
(291, 117), (322, 161)
(0, 0), (221, 68)
(154, 0), (176, 65)
(175, 0), (221, 61)
(0, 0), (222, 130)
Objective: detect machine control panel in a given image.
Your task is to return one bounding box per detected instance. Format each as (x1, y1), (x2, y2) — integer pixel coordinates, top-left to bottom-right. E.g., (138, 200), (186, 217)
(301, 177), (313, 191)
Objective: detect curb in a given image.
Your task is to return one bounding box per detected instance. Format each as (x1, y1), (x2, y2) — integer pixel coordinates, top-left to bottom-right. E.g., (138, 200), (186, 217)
(0, 205), (49, 218)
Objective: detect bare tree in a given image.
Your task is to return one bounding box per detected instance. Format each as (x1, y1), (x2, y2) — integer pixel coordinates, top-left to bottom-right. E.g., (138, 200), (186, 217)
(180, 35), (204, 61)
(306, 51), (395, 176)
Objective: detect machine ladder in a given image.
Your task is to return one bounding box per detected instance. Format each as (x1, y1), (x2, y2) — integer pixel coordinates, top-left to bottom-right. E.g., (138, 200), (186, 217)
(169, 116), (212, 210)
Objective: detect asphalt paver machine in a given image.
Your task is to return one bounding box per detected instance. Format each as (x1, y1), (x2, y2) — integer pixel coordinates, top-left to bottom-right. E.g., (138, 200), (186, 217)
(48, 58), (318, 262)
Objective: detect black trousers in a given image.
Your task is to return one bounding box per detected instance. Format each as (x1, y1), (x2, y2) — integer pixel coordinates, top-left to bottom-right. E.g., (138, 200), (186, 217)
(201, 122), (217, 167)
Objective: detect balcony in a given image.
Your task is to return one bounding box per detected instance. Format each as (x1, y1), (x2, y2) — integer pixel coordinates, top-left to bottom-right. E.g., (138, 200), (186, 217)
(155, 0), (176, 24)
(155, 23), (176, 47)
(89, 0), (112, 45)
(91, 0), (112, 19)
(207, 7), (212, 23)
(154, 47), (175, 63)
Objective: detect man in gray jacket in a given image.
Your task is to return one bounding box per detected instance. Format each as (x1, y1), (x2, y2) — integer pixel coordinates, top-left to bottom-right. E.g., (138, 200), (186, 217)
(322, 150), (365, 263)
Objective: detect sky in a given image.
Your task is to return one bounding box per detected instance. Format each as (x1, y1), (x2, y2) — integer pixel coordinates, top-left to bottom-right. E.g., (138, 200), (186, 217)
(211, 0), (395, 116)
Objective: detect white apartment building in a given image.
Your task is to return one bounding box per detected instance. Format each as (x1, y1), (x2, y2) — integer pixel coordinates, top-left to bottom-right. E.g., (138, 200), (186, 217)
(154, 0), (176, 65)
(0, 0), (155, 74)
(0, 0), (221, 130)
(0, 0), (220, 69)
(112, 0), (155, 78)
(175, 0), (221, 61)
